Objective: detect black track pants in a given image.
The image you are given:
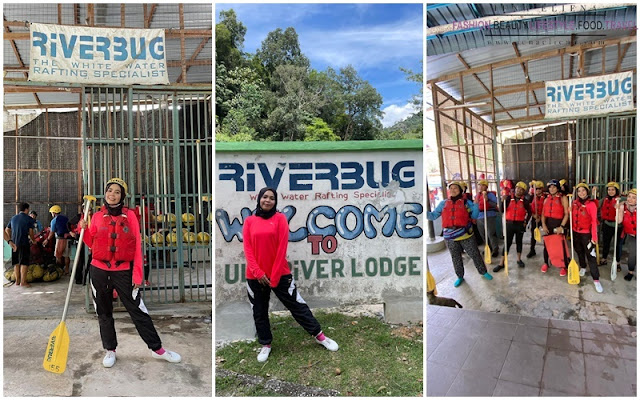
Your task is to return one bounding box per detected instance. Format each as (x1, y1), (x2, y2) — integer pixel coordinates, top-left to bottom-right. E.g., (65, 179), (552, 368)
(505, 221), (526, 254)
(90, 265), (162, 351)
(247, 274), (322, 345)
(573, 232), (599, 280)
(601, 223), (622, 262)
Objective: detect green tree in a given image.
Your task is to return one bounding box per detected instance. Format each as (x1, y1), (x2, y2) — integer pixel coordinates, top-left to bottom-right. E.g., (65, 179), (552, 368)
(304, 118), (340, 141)
(257, 27), (310, 76)
(400, 63), (423, 110)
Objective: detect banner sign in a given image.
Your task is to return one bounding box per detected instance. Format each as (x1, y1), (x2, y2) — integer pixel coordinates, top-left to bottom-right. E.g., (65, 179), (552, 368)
(545, 71), (634, 118)
(215, 147), (423, 305)
(29, 23), (169, 85)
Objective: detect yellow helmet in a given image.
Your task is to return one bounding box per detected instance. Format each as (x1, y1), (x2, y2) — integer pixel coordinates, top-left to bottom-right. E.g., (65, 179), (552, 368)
(515, 181), (528, 190)
(106, 178), (128, 196)
(478, 179), (489, 187)
(628, 188), (637, 196)
(575, 182), (590, 191)
(606, 181), (620, 191)
(535, 181), (544, 189)
(449, 181), (465, 191)
(49, 205), (62, 214)
(559, 179), (567, 186)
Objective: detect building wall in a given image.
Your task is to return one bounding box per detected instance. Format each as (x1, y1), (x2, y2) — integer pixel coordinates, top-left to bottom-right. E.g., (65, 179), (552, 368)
(215, 141), (424, 308)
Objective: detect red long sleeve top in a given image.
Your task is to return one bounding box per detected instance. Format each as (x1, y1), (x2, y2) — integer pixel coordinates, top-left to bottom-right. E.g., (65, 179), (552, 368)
(243, 212), (291, 288)
(572, 200), (599, 242)
(83, 207), (144, 285)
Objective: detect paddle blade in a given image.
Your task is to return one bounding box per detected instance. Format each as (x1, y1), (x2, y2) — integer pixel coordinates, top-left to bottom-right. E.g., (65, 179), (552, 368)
(568, 259), (580, 285)
(484, 245), (492, 265)
(534, 227), (542, 242)
(596, 242), (601, 265)
(43, 321), (70, 374)
(611, 260), (617, 281)
(504, 251), (509, 275)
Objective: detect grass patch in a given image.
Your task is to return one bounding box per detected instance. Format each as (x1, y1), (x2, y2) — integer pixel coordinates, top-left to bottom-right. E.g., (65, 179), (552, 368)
(216, 312), (423, 396)
(215, 375), (281, 397)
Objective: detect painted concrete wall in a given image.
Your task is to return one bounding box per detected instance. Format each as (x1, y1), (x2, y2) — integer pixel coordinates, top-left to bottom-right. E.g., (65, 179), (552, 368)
(215, 141), (423, 309)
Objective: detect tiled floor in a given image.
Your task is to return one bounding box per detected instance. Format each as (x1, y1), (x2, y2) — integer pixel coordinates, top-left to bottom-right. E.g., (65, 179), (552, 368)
(427, 305), (637, 396)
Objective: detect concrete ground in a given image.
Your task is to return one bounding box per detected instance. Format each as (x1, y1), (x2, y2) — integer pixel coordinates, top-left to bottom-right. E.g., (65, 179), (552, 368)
(427, 305), (636, 396)
(428, 240), (636, 325)
(3, 270), (212, 397)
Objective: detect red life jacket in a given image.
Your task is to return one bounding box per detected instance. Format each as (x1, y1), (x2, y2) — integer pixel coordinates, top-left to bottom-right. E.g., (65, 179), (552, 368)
(543, 194), (565, 219)
(572, 199), (594, 231)
(505, 196), (527, 222)
(532, 194), (546, 216)
(601, 197), (619, 222)
(622, 204), (636, 236)
(91, 208), (137, 265)
(475, 191), (497, 212)
(441, 198), (471, 228)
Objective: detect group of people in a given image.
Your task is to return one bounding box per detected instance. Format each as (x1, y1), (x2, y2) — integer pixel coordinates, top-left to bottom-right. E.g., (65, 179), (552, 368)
(428, 178), (637, 293)
(5, 178), (180, 368)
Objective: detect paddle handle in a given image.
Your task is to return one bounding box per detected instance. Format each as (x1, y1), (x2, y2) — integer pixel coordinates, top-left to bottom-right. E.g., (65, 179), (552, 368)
(568, 194), (575, 259)
(483, 196), (488, 238)
(60, 198), (94, 323)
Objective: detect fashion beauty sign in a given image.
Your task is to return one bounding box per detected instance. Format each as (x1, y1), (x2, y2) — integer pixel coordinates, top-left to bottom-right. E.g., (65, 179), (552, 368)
(215, 142), (423, 305)
(29, 23), (169, 85)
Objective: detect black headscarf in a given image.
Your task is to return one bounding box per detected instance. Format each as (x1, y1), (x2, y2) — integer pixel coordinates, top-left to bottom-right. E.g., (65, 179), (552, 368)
(255, 187), (278, 219)
(104, 182), (126, 216)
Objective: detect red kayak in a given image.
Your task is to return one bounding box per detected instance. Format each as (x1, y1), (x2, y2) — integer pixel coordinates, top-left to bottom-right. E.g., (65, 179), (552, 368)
(543, 234), (569, 268)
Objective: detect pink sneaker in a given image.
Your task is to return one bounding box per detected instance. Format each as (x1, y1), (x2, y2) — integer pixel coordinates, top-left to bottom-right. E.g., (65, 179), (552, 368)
(560, 268), (567, 277)
(541, 264), (548, 273)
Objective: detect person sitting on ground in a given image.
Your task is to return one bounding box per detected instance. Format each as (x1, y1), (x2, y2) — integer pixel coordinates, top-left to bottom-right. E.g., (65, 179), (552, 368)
(4, 203), (36, 287)
(618, 188), (637, 281)
(475, 179), (500, 258)
(541, 180), (570, 275)
(571, 183), (602, 293)
(598, 181), (623, 267)
(495, 181), (532, 272)
(427, 181), (493, 287)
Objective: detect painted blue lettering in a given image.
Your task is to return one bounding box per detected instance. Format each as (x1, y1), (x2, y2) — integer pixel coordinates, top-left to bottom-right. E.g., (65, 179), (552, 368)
(335, 205), (364, 240)
(290, 163), (313, 190)
(130, 37), (146, 60)
(397, 203), (423, 238)
(363, 204), (396, 238)
(561, 85), (573, 101)
(596, 81), (606, 98)
(79, 36), (93, 60)
(365, 161), (390, 188)
(584, 83), (595, 99)
(258, 163), (285, 189)
(60, 34), (77, 58)
(219, 163), (244, 191)
(95, 36), (110, 60)
(113, 37), (128, 61)
(546, 87), (556, 102)
(315, 163), (339, 190)
(307, 206), (337, 237)
(149, 37), (164, 60)
(32, 32), (47, 56)
(281, 206), (307, 242)
(608, 80), (619, 96)
(341, 162), (364, 190)
(622, 77), (632, 93)
(574, 83), (583, 101)
(392, 161), (415, 188)
(215, 207), (252, 242)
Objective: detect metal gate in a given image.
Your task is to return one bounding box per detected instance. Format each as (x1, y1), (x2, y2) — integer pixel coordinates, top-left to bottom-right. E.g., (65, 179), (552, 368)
(81, 86), (212, 307)
(576, 112), (636, 195)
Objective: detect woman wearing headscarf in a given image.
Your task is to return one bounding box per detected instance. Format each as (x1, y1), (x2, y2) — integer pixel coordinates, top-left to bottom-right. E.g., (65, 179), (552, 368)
(427, 181), (493, 287)
(243, 187), (339, 363)
(571, 183), (602, 292)
(80, 178), (181, 368)
(495, 181), (532, 271)
(598, 181), (622, 267)
(617, 188), (637, 281)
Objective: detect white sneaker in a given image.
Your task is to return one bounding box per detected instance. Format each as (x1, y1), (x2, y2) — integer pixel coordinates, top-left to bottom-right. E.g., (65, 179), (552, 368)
(315, 336), (339, 351)
(151, 349), (181, 363)
(594, 281), (603, 293)
(257, 346), (271, 362)
(579, 268), (586, 277)
(103, 350), (116, 368)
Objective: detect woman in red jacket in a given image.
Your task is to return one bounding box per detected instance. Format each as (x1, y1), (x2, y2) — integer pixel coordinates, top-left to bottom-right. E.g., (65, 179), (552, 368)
(571, 183), (602, 292)
(80, 178), (180, 368)
(244, 187), (339, 363)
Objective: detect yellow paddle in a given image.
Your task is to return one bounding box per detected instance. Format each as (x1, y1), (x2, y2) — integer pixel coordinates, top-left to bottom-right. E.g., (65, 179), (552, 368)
(503, 198), (508, 275)
(567, 194), (580, 285)
(43, 195), (95, 374)
(483, 195), (492, 265)
(533, 184), (542, 242)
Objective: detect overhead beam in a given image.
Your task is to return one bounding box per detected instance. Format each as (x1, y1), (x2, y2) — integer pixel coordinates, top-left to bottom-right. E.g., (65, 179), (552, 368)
(145, 4), (158, 29)
(179, 4), (187, 83)
(4, 17), (41, 107)
(478, 102), (546, 117)
(513, 42), (543, 116)
(177, 37), (210, 83)
(615, 33), (635, 72)
(428, 34), (637, 84)
(3, 29), (212, 40)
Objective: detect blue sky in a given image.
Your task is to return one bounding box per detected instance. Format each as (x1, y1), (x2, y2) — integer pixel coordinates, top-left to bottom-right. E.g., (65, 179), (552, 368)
(215, 3), (423, 127)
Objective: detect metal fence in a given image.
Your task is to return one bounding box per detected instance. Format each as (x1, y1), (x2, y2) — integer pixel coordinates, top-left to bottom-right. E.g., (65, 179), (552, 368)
(576, 112), (636, 195)
(82, 86), (212, 308)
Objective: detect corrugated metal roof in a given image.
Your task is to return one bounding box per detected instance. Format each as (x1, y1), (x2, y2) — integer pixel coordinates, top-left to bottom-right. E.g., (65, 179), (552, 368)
(428, 4), (637, 124)
(3, 3), (211, 109)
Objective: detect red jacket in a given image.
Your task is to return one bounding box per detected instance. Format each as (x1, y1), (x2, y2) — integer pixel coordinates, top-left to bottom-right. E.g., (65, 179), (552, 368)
(83, 206), (143, 285)
(532, 194), (546, 216)
(571, 199), (598, 242)
(622, 204), (636, 236)
(441, 198), (471, 228)
(243, 212), (291, 288)
(543, 194), (565, 220)
(505, 196), (528, 222)
(600, 197), (619, 222)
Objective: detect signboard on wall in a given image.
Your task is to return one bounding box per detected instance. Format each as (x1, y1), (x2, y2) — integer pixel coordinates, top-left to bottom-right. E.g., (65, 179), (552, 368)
(215, 143), (423, 306)
(545, 71), (634, 118)
(29, 23), (169, 85)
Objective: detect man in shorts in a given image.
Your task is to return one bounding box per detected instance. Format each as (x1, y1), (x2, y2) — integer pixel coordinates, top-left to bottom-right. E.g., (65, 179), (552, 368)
(4, 203), (36, 287)
(44, 205), (71, 274)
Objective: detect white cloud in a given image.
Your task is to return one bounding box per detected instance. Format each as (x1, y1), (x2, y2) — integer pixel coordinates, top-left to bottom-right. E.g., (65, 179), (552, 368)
(381, 102), (417, 128)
